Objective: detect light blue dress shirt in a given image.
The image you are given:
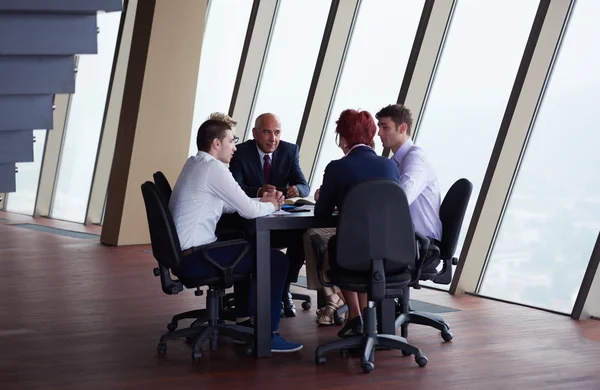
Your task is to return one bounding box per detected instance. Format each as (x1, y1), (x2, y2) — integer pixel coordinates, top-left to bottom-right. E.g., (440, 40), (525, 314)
(392, 139), (443, 241)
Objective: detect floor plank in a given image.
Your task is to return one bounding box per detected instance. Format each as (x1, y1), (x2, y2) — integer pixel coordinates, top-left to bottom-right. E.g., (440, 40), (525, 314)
(0, 216), (599, 390)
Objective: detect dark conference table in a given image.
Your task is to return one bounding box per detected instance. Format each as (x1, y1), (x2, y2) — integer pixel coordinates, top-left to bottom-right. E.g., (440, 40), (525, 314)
(224, 206), (397, 357)
(251, 206), (337, 357)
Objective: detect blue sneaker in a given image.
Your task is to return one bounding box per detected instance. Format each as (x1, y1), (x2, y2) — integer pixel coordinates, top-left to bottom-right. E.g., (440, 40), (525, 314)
(271, 333), (303, 353)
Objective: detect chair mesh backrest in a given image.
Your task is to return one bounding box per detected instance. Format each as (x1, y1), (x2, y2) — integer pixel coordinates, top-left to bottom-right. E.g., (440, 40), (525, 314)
(153, 171), (173, 202)
(141, 181), (183, 270)
(439, 178), (473, 259)
(336, 179), (416, 273)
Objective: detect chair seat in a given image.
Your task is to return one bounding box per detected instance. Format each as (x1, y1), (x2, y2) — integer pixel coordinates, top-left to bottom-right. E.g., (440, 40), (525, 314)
(176, 272), (250, 290)
(328, 269), (412, 292)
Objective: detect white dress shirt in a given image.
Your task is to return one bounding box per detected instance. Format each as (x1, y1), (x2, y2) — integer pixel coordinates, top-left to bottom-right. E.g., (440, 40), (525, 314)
(392, 139), (443, 240)
(169, 151), (275, 250)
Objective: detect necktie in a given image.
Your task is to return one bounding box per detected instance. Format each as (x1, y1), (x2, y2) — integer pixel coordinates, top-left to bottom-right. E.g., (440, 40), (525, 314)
(263, 155), (272, 185)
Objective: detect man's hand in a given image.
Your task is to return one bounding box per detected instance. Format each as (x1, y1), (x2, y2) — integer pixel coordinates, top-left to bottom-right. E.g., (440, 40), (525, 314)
(314, 187), (320, 201)
(286, 185), (300, 198)
(260, 190), (284, 210)
(258, 184), (276, 197)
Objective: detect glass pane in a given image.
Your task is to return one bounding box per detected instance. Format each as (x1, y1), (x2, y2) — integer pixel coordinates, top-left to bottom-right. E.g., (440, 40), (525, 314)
(50, 12), (122, 223)
(310, 0), (425, 194)
(188, 0), (253, 156)
(5, 129), (47, 215)
(249, 0), (331, 144)
(479, 0), (600, 313)
(414, 0), (538, 289)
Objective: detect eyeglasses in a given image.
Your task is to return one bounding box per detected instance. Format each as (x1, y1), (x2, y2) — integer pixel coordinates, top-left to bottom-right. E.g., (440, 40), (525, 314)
(233, 135), (240, 144)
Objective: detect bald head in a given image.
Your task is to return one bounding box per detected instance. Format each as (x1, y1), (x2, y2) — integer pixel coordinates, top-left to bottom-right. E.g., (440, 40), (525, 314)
(252, 113), (281, 153)
(254, 113), (280, 128)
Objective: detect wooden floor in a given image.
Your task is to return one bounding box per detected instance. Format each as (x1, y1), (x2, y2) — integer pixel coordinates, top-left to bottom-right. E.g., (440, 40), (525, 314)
(1, 211), (600, 390)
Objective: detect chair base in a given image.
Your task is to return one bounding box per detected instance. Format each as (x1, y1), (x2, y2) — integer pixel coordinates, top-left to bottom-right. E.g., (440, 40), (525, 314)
(157, 289), (254, 361)
(395, 289), (453, 342)
(290, 292), (312, 310)
(157, 322), (254, 360)
(395, 311), (453, 342)
(166, 307), (236, 332)
(314, 305), (427, 373)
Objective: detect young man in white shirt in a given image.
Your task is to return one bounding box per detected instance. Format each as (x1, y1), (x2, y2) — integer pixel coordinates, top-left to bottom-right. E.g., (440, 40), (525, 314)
(169, 119), (303, 353)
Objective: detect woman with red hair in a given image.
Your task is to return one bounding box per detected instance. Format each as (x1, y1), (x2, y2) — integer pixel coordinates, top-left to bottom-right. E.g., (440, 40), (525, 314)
(313, 109), (400, 337)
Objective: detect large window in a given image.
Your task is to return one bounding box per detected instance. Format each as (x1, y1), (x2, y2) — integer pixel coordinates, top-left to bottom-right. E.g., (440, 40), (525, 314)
(188, 0), (253, 156)
(4, 129), (47, 215)
(50, 12), (122, 223)
(310, 0), (425, 193)
(479, 0), (600, 313)
(414, 0), (539, 288)
(248, 0), (331, 144)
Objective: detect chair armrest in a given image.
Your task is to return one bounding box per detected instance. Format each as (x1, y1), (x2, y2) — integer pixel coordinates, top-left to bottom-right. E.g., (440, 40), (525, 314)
(432, 257), (455, 285)
(201, 238), (250, 288)
(412, 232), (436, 284)
(203, 238), (248, 250)
(310, 234), (334, 288)
(153, 265), (184, 295)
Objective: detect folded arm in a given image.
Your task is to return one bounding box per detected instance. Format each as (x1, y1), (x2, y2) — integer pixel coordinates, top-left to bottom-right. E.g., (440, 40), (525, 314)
(209, 163), (274, 219)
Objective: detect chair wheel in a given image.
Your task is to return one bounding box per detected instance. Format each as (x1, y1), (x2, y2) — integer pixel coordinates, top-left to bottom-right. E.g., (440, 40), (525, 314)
(401, 349), (411, 356)
(339, 349), (350, 358)
(192, 350), (202, 362)
(415, 355), (428, 367)
(302, 301), (311, 310)
(441, 331), (453, 342)
(315, 356), (326, 365)
(361, 361), (374, 373)
(334, 315), (345, 326)
(167, 322), (177, 332)
(157, 342), (167, 355)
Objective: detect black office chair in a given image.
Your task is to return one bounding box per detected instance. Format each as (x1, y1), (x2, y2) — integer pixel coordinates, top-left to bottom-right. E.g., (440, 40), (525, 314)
(152, 171), (172, 201)
(314, 180), (429, 373)
(152, 171), (241, 327)
(395, 178), (473, 342)
(141, 181), (254, 361)
(153, 171), (310, 317)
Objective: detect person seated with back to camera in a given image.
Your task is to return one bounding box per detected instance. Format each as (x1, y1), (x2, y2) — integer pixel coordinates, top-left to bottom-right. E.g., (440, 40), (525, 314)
(306, 139), (376, 326)
(168, 118), (303, 353)
(313, 109), (400, 337)
(229, 113), (310, 318)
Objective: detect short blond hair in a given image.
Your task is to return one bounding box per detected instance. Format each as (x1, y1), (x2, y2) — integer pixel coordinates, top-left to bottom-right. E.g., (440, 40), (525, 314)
(208, 112), (237, 128)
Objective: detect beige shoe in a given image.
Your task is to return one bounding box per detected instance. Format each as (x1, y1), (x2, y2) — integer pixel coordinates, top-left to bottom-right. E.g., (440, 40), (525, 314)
(316, 296), (346, 325)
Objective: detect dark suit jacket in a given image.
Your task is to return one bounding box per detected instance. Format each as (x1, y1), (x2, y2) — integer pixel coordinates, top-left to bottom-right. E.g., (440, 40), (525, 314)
(229, 139), (310, 198)
(315, 145), (400, 217)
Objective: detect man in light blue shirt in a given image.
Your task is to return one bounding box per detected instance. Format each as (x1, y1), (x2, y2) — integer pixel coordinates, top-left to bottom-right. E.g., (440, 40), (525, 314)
(376, 104), (443, 242)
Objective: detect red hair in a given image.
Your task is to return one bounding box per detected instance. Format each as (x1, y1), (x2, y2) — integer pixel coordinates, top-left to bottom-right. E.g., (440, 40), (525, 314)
(335, 109), (376, 147)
